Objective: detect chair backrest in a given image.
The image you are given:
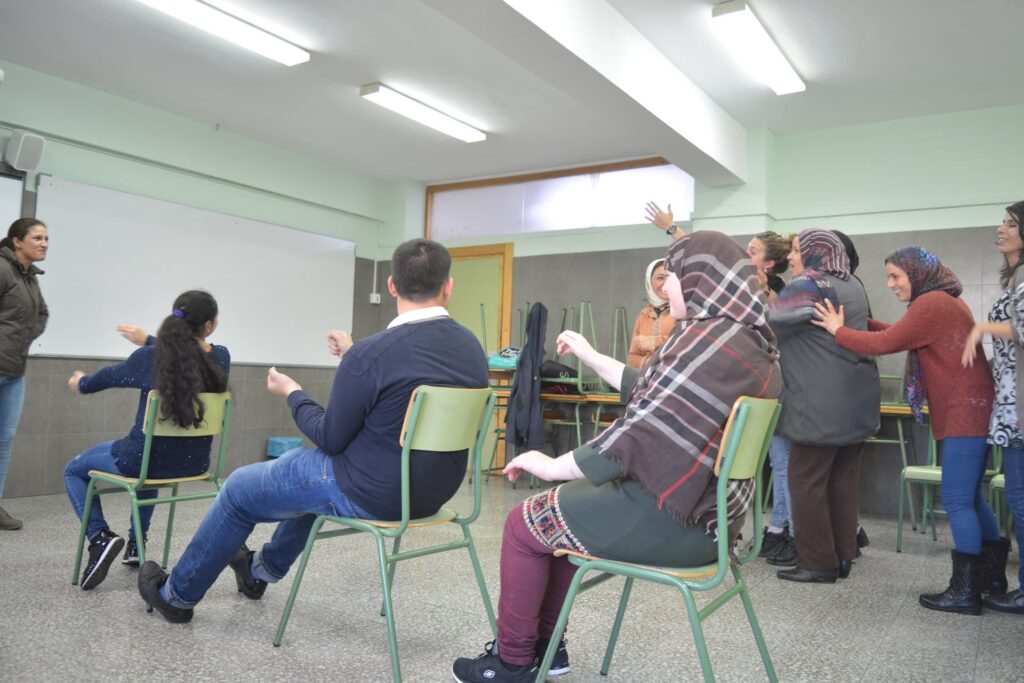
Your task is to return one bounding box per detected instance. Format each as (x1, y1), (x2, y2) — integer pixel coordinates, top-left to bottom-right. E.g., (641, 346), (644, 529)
(401, 386), (494, 452)
(143, 390), (232, 438)
(714, 397), (781, 480)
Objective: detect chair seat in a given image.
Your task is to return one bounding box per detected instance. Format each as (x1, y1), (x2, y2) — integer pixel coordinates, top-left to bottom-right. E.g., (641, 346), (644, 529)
(991, 474), (1005, 490)
(553, 548), (720, 580)
(357, 507), (458, 529)
(903, 465), (942, 483)
(88, 470), (212, 485)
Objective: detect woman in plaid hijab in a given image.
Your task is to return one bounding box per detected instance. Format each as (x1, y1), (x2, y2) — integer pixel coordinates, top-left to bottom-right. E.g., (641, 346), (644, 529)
(453, 231), (782, 683)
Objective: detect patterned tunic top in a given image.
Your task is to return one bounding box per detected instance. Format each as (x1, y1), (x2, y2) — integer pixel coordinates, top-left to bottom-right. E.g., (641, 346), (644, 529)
(987, 287), (1024, 448)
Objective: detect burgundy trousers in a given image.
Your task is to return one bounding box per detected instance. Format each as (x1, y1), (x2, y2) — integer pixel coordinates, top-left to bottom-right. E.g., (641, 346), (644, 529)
(787, 441), (864, 571)
(496, 505), (577, 665)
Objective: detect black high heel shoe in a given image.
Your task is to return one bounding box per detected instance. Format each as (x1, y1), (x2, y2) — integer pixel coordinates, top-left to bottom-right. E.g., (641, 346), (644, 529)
(838, 559), (852, 579)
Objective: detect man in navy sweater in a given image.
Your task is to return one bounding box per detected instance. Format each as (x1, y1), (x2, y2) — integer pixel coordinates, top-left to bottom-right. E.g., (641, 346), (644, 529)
(139, 239), (488, 623)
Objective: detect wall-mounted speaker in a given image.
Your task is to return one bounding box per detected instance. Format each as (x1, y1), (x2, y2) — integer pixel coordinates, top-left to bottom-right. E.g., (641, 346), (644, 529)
(4, 130), (45, 172)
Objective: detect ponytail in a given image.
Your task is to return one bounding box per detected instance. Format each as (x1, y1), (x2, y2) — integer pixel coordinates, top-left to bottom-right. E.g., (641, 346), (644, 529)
(154, 290), (228, 428)
(2, 218), (45, 251)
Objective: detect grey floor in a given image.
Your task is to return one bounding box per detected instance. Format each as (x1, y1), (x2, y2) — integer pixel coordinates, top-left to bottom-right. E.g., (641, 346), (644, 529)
(1, 479), (1022, 682)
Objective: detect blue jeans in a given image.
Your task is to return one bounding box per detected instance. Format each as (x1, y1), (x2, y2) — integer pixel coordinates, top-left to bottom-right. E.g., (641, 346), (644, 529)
(1001, 446), (1024, 588)
(941, 437), (1000, 554)
(0, 375), (26, 498)
(64, 441), (159, 540)
(167, 446), (375, 606)
(768, 435), (793, 532)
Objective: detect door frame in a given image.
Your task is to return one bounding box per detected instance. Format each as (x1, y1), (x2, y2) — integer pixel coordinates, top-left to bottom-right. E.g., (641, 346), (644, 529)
(448, 244), (514, 350)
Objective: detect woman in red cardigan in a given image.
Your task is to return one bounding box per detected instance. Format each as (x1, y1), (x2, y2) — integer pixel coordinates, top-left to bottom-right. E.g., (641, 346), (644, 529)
(813, 246), (998, 615)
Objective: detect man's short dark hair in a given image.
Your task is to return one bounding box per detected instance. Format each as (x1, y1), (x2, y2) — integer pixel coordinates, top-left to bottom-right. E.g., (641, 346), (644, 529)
(391, 239), (452, 302)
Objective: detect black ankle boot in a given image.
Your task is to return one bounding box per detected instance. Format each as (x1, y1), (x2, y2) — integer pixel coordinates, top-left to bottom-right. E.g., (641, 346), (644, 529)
(980, 538), (1011, 595)
(919, 550), (983, 615)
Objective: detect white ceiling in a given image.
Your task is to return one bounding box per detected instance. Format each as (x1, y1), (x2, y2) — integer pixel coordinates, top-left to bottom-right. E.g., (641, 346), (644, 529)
(1, 0), (1022, 183)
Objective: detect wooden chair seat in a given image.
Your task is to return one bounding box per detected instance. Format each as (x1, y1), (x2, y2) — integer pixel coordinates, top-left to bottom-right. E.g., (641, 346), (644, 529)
(360, 508), (458, 529)
(554, 548), (719, 580)
(88, 470), (212, 485)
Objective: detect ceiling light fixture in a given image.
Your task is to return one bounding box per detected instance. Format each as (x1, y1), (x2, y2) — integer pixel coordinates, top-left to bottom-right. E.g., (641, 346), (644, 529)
(711, 0), (804, 95)
(135, 0), (310, 66)
(359, 83), (486, 143)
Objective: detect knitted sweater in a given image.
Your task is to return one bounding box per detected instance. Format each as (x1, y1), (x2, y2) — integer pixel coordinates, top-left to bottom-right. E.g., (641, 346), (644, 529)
(834, 291), (993, 440)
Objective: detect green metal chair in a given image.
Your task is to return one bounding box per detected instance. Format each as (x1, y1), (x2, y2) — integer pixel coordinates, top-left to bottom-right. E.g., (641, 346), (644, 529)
(898, 435), (1001, 551)
(536, 396), (782, 683)
(71, 391), (233, 580)
(273, 386), (498, 683)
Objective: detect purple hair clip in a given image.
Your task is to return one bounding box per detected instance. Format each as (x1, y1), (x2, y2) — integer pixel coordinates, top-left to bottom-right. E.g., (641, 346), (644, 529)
(172, 309), (185, 319)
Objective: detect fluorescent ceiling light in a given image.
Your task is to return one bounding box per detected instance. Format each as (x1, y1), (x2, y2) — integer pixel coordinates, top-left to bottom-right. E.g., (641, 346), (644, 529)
(360, 83), (486, 143)
(136, 0), (309, 66)
(711, 0), (805, 95)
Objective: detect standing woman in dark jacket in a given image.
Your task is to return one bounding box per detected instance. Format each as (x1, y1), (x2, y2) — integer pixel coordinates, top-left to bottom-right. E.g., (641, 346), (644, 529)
(0, 218), (49, 530)
(770, 229), (881, 583)
(63, 290), (229, 590)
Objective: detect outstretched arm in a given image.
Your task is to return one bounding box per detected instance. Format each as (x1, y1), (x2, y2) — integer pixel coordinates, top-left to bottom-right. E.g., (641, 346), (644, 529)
(557, 330), (626, 390)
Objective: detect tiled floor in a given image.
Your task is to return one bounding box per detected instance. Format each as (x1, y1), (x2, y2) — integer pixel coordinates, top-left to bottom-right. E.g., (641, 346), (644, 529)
(1, 480), (1022, 682)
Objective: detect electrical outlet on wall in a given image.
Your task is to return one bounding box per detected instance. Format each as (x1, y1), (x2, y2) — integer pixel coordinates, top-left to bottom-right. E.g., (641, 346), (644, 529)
(369, 292), (382, 305)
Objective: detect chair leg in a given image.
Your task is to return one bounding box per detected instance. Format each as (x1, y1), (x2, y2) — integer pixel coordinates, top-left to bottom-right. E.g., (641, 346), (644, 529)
(921, 486), (931, 536)
(274, 517), (326, 647)
(128, 491), (146, 567)
(681, 587), (715, 683)
(374, 533), (402, 683)
(163, 485), (178, 569)
(463, 526), (498, 637)
(897, 419), (918, 531)
(379, 536), (402, 617)
(897, 475), (906, 553)
(535, 568), (587, 683)
(599, 577), (633, 676)
(734, 565), (778, 683)
(71, 479), (99, 585)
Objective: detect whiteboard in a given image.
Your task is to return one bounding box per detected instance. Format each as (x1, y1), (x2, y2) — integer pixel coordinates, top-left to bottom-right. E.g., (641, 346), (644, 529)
(0, 174), (23, 229)
(33, 176), (354, 366)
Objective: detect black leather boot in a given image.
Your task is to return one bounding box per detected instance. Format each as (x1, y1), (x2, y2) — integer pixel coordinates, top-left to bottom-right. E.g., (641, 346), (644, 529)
(980, 538), (1010, 595)
(983, 588), (1024, 614)
(919, 550), (983, 615)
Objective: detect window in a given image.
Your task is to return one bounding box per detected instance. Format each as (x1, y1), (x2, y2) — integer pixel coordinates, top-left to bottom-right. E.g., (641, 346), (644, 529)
(428, 159), (694, 240)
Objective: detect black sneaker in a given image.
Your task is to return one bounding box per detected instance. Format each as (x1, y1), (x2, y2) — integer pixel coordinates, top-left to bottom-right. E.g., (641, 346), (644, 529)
(766, 536), (799, 567)
(228, 545), (267, 600)
(758, 526), (789, 558)
(137, 561), (193, 624)
(536, 637), (570, 676)
(452, 641), (539, 683)
(121, 535), (145, 567)
(81, 529), (125, 590)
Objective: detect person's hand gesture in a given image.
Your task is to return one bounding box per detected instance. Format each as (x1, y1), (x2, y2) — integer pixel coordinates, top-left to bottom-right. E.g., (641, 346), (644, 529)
(68, 370), (86, 394)
(645, 201), (679, 233)
(116, 325), (148, 346)
(327, 330), (354, 357)
(556, 330), (597, 365)
(503, 450), (555, 482)
(962, 325), (984, 368)
(811, 300), (845, 336)
(267, 367), (302, 397)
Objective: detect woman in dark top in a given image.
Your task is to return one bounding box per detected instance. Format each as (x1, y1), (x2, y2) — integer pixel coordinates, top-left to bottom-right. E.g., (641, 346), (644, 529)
(63, 290), (229, 590)
(452, 231), (782, 683)
(0, 218), (49, 531)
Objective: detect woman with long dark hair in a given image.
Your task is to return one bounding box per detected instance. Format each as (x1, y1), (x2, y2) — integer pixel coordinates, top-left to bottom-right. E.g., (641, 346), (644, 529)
(63, 290), (229, 590)
(0, 218), (49, 531)
(962, 201), (1024, 613)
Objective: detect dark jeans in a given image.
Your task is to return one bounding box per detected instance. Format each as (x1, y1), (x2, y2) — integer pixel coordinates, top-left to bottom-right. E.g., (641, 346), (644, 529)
(940, 436), (999, 555)
(64, 440), (158, 540)
(788, 442), (863, 571)
(1002, 446), (1024, 587)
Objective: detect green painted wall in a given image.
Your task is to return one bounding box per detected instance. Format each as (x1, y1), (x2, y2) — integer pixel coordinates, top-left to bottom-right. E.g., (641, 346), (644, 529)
(0, 60), (400, 258)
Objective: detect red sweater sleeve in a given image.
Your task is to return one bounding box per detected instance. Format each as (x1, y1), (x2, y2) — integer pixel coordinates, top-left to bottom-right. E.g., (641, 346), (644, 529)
(835, 296), (943, 355)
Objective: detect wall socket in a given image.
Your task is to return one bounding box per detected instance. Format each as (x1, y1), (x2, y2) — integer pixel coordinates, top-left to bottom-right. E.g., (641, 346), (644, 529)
(369, 292), (382, 305)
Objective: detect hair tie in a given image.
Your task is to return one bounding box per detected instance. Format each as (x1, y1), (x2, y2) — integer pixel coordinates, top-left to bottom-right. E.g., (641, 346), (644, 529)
(172, 309), (185, 319)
